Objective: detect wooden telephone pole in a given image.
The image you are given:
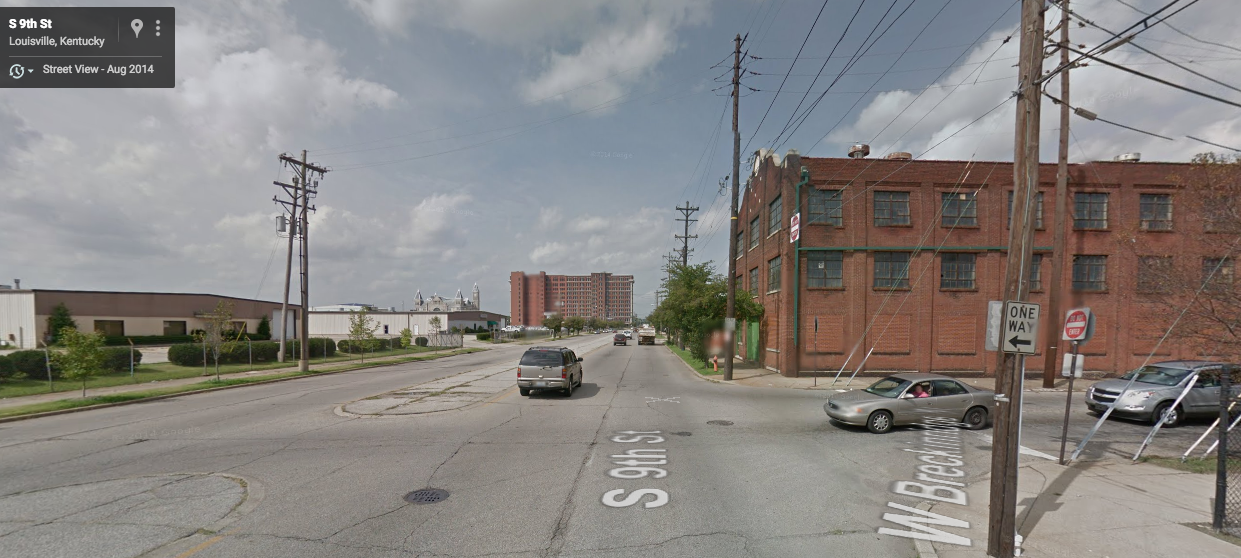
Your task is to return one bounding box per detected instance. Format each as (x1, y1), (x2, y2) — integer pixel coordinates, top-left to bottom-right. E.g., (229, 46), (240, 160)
(724, 33), (742, 381)
(988, 1), (1044, 557)
(276, 151), (328, 372)
(1041, 0), (1072, 389)
(675, 201), (699, 266)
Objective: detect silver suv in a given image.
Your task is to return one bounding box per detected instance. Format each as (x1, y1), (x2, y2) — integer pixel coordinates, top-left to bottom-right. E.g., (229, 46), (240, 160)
(1085, 361), (1237, 426)
(517, 346), (583, 397)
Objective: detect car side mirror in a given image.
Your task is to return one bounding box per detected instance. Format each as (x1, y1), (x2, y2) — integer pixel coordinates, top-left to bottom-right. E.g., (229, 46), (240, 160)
(902, 393), (915, 399)
(577, 357), (584, 362)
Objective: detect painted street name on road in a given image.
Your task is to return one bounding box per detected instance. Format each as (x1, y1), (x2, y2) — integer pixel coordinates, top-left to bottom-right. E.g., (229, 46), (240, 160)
(878, 414), (973, 547)
(601, 430), (670, 509)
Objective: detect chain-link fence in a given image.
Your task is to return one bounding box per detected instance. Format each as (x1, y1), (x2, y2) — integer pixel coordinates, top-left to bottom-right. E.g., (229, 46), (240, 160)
(1218, 368), (1241, 536)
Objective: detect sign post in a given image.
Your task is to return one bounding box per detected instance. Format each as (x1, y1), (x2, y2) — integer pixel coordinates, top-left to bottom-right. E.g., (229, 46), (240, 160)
(1057, 307), (1093, 465)
(789, 213), (800, 243)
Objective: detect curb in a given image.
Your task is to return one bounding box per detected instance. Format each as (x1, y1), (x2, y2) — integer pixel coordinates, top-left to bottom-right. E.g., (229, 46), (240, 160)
(0, 349), (485, 424)
(913, 501), (939, 558)
(664, 345), (728, 385)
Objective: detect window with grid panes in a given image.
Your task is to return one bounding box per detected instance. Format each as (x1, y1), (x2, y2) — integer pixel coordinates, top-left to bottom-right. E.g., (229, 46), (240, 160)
(1072, 255), (1108, 291)
(749, 216), (760, 249)
(768, 195), (782, 236)
(1029, 254), (1043, 291)
(736, 230), (743, 258)
(1138, 256), (1173, 293)
(807, 252), (843, 288)
(940, 253), (976, 289)
(749, 268), (758, 295)
(874, 252), (911, 288)
(809, 189), (843, 226)
(1007, 191), (1044, 229)
(767, 256), (782, 292)
(1074, 192), (1109, 229)
(941, 193), (978, 227)
(1139, 194), (1173, 231)
(1203, 257), (1234, 290)
(874, 191), (911, 226)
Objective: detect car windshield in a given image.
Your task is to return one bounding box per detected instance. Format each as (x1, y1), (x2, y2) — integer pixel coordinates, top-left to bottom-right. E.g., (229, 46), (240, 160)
(1120, 366), (1193, 386)
(864, 377), (912, 398)
(520, 352), (562, 367)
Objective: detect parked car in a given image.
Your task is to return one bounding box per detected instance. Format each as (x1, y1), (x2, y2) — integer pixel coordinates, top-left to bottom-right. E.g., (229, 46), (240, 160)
(1085, 361), (1237, 426)
(516, 346), (583, 397)
(824, 373), (995, 434)
(613, 333), (627, 346)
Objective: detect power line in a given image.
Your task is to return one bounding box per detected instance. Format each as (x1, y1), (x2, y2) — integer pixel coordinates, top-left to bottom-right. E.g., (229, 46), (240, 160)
(1186, 135), (1241, 152)
(1042, 0), (1203, 84)
(1111, 0), (1241, 54)
(1061, 44), (1241, 109)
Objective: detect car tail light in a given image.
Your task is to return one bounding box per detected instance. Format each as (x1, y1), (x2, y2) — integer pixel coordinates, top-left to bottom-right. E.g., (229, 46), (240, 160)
(561, 367), (567, 378)
(517, 368), (521, 378)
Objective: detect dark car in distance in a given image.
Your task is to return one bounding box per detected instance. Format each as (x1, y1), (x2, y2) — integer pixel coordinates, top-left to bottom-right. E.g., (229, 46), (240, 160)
(614, 333), (627, 346)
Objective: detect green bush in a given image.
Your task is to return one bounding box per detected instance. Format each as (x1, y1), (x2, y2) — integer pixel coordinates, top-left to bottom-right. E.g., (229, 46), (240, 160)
(9, 349), (59, 379)
(103, 335), (195, 346)
(0, 355), (15, 380)
(414, 336), (429, 347)
(168, 340), (286, 366)
(475, 332), (491, 341)
(100, 347), (143, 373)
(257, 316), (272, 339)
(284, 338), (336, 359)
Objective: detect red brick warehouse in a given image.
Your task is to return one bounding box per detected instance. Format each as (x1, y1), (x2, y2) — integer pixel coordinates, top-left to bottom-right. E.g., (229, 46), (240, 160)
(734, 148), (1229, 378)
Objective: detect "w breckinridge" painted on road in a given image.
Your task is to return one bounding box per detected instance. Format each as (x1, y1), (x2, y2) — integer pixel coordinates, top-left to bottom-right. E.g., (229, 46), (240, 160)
(878, 413), (973, 547)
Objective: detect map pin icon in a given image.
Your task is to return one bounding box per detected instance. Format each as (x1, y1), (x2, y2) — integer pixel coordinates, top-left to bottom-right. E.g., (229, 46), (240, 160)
(131, 19), (143, 38)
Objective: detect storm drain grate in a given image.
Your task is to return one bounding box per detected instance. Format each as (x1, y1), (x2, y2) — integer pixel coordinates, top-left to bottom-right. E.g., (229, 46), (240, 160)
(706, 420), (734, 426)
(403, 488), (449, 504)
(671, 431), (692, 436)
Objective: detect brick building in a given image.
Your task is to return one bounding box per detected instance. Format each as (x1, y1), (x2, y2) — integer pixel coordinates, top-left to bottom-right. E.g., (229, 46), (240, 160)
(735, 148), (1229, 378)
(509, 271), (634, 326)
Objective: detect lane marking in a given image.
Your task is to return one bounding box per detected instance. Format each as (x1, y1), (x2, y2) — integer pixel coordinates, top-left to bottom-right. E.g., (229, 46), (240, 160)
(176, 535), (224, 557)
(644, 397), (681, 404)
(979, 434), (1058, 461)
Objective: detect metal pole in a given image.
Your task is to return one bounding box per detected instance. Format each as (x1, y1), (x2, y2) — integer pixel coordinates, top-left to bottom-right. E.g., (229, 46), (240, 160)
(202, 338), (207, 376)
(1058, 342), (1079, 464)
(1042, 0), (1072, 389)
(248, 337), (253, 371)
(129, 339), (135, 381)
(278, 163), (299, 363)
(45, 347), (52, 391)
(723, 33), (741, 381)
(299, 149), (310, 372)
(1214, 367), (1229, 531)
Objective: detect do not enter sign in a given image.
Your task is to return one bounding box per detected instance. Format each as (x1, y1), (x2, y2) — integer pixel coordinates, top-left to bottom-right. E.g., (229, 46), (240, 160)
(1062, 307), (1093, 342)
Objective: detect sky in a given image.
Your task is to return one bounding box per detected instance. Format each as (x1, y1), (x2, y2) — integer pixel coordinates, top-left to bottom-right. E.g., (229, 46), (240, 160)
(3, 0), (1240, 317)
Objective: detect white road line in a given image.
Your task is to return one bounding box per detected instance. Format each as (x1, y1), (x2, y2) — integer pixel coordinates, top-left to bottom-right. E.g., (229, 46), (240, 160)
(978, 434), (1058, 462)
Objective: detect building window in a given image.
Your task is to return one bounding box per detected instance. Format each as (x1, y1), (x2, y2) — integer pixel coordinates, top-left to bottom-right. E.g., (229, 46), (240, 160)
(1074, 192), (1109, 229)
(1072, 255), (1108, 291)
(736, 230), (744, 259)
(229, 321), (247, 333)
(1029, 254), (1043, 291)
(749, 268), (759, 295)
(1007, 191), (1044, 229)
(768, 195), (783, 236)
(749, 216), (760, 249)
(1139, 193), (1173, 231)
(163, 320), (187, 336)
(767, 256), (782, 292)
(807, 252), (844, 288)
(940, 253), (976, 289)
(809, 189), (843, 226)
(1138, 256), (1173, 293)
(874, 252), (911, 289)
(1203, 257), (1234, 290)
(874, 191), (911, 226)
(94, 320), (124, 337)
(941, 193), (978, 227)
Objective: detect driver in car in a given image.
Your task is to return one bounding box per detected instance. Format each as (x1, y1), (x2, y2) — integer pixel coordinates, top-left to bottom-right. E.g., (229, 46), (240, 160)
(911, 384), (930, 398)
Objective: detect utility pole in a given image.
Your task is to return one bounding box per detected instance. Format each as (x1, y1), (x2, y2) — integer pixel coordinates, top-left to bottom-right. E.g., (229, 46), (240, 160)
(675, 201), (699, 266)
(988, 2), (1044, 558)
(278, 150), (328, 373)
(724, 32), (742, 381)
(273, 161), (302, 363)
(1042, 0), (1071, 389)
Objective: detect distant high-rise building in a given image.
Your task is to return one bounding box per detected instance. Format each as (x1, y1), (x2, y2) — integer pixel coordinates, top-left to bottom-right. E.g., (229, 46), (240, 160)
(509, 271), (634, 326)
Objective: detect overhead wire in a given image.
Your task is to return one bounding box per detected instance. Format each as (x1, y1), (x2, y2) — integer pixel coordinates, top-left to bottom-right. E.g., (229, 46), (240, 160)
(1110, 0), (1241, 54)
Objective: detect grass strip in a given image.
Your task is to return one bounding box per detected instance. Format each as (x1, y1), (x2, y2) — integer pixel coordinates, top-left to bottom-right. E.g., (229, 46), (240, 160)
(0, 348), (483, 420)
(666, 344), (722, 376)
(1140, 455), (1241, 474)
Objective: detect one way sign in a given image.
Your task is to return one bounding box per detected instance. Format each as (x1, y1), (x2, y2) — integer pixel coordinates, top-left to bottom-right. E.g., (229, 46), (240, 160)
(1001, 301), (1040, 355)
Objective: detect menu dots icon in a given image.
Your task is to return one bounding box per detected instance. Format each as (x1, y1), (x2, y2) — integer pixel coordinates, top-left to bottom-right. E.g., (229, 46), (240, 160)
(156, 19), (160, 37)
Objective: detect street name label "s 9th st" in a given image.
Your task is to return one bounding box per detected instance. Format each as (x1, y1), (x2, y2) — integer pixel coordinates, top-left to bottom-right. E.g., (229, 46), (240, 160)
(601, 431), (670, 509)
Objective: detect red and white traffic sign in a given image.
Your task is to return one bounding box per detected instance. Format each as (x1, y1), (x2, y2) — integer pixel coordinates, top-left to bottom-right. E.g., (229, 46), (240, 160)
(1062, 307), (1092, 341)
(790, 212), (801, 243)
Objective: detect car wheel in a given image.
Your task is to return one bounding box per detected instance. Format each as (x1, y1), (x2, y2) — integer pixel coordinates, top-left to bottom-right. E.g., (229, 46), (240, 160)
(519, 387), (530, 397)
(1154, 402), (1183, 427)
(564, 378), (574, 397)
(867, 410), (894, 434)
(963, 407), (988, 430)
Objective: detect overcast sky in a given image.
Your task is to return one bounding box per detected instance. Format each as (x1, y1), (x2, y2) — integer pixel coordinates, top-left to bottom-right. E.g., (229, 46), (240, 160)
(3, 0), (1239, 317)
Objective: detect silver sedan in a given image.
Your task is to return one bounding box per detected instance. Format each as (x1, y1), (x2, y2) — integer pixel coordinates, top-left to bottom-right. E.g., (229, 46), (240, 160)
(824, 373), (995, 434)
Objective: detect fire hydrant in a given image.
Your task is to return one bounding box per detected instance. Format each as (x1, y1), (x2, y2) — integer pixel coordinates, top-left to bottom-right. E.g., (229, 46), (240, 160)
(712, 355), (718, 371)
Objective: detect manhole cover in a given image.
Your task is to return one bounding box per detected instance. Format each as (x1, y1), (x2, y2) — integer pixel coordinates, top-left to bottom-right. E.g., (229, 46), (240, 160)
(671, 431), (692, 436)
(706, 420), (733, 426)
(403, 488), (449, 504)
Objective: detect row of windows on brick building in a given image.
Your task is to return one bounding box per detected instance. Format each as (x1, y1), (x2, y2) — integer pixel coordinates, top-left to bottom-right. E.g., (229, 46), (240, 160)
(733, 252), (1233, 295)
(735, 191), (1221, 255)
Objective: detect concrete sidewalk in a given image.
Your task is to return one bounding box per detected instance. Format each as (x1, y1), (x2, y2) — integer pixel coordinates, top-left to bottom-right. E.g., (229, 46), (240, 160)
(0, 347), (480, 412)
(923, 458), (1238, 558)
(706, 362), (1101, 394)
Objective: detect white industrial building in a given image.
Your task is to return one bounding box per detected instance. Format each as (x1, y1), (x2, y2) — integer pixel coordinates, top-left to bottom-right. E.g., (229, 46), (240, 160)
(308, 309), (507, 339)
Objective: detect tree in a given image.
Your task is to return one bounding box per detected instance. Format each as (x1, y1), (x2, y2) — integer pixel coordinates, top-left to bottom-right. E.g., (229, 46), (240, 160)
(429, 316), (442, 334)
(542, 314), (564, 339)
(46, 303), (77, 345)
(565, 316), (586, 335)
(202, 300), (234, 380)
(1116, 152), (1241, 362)
(400, 327), (413, 349)
(53, 327), (106, 397)
(585, 317), (601, 331)
(256, 315), (272, 339)
(650, 261), (764, 362)
(348, 310), (379, 363)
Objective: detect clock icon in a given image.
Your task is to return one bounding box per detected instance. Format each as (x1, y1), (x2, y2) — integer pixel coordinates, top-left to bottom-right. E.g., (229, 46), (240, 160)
(8, 64), (25, 79)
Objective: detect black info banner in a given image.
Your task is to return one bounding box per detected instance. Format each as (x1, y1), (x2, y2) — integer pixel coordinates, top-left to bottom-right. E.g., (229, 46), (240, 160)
(2, 7), (175, 88)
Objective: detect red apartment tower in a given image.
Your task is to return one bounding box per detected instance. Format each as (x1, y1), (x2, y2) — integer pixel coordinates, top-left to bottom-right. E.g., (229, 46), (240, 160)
(509, 272), (634, 326)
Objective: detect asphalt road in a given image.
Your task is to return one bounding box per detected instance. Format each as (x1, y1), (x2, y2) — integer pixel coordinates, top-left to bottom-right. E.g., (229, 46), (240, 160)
(0, 336), (1216, 557)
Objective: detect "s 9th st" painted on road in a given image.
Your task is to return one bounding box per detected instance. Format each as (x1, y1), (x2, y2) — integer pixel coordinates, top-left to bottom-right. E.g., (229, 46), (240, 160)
(601, 430), (670, 509)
